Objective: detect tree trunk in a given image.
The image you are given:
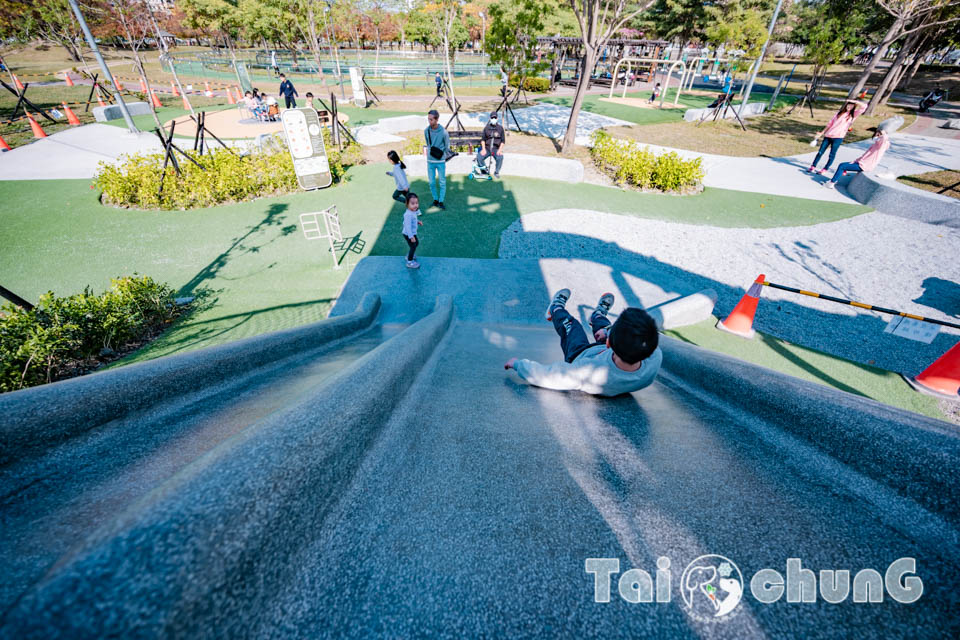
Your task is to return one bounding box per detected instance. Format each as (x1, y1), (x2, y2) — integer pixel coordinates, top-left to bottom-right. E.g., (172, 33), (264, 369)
(847, 18), (904, 100)
(60, 41), (82, 62)
(560, 49), (595, 153)
(902, 43), (931, 91)
(865, 30), (919, 115)
(305, 3), (328, 88)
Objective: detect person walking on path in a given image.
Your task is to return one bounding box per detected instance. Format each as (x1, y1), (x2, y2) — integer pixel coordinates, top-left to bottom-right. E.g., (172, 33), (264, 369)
(424, 109), (450, 210)
(435, 71), (443, 97)
(807, 100), (867, 175)
(649, 82), (661, 104)
(477, 111), (505, 179)
(278, 74), (298, 109)
(823, 128), (891, 189)
(402, 193), (423, 269)
(504, 290), (662, 396)
(387, 150), (410, 203)
(271, 51), (280, 76)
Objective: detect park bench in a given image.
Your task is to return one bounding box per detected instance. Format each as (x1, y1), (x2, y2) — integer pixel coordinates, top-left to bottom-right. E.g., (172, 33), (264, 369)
(447, 129), (485, 152)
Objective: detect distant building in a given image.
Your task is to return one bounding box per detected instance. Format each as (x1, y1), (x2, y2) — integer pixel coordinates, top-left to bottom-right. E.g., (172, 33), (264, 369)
(146, 0), (174, 14)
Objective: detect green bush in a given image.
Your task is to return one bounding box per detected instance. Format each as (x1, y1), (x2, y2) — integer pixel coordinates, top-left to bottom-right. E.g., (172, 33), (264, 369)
(93, 129), (360, 210)
(589, 131), (704, 193)
(508, 74), (551, 92)
(0, 276), (183, 392)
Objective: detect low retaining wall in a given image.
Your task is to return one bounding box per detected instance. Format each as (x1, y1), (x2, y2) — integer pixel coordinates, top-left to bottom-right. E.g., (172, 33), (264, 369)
(660, 335), (960, 526)
(847, 172), (959, 228)
(92, 102), (153, 123)
(683, 101), (766, 122)
(0, 293), (381, 468)
(403, 152), (584, 183)
(0, 296), (454, 638)
(648, 289), (717, 330)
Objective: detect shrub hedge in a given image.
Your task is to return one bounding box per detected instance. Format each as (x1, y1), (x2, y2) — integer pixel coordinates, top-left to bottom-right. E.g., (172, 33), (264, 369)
(508, 74), (551, 92)
(93, 129), (361, 210)
(590, 131), (705, 193)
(0, 276), (183, 392)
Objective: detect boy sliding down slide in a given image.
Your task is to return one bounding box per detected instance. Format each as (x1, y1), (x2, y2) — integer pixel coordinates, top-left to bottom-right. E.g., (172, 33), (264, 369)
(504, 290), (662, 396)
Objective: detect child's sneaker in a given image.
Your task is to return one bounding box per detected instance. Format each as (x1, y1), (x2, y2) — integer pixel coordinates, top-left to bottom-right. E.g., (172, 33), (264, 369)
(823, 181), (836, 189)
(817, 168), (828, 175)
(595, 292), (615, 317)
(806, 165), (816, 173)
(545, 288), (571, 321)
(406, 260), (421, 269)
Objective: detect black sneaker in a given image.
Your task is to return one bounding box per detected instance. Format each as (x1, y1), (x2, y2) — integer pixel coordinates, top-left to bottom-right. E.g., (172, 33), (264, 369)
(596, 292), (615, 317)
(437, 201), (446, 210)
(432, 200), (440, 208)
(545, 288), (571, 321)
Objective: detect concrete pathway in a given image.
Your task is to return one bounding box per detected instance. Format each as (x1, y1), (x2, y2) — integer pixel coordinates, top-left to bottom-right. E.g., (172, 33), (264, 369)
(0, 124), (163, 180)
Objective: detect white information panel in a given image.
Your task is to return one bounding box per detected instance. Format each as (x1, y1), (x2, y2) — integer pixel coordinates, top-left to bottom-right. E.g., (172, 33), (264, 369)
(280, 107), (332, 190)
(349, 67), (367, 108)
(884, 315), (940, 344)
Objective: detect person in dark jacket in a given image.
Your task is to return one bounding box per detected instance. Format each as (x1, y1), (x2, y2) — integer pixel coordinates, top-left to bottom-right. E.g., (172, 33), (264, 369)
(278, 74), (298, 109)
(477, 111), (506, 178)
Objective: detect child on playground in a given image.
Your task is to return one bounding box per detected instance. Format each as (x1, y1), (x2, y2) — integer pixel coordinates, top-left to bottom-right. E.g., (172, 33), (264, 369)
(504, 290), (662, 396)
(386, 150), (410, 204)
(807, 100), (867, 175)
(264, 94), (279, 121)
(823, 128), (890, 189)
(649, 82), (661, 103)
(243, 91), (265, 121)
(402, 192), (423, 269)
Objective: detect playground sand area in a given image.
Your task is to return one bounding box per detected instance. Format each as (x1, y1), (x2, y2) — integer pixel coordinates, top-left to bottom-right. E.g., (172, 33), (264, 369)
(598, 96), (662, 109)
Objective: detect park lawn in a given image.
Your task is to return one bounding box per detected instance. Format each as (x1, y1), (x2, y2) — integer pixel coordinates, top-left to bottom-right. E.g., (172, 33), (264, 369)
(897, 169), (960, 201)
(0, 165), (869, 363)
(666, 318), (944, 422)
(760, 60), (960, 97)
(3, 169), (942, 421)
(606, 103), (917, 157)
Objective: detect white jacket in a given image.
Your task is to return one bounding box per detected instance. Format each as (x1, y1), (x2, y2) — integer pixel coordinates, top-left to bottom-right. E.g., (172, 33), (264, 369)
(514, 346), (662, 396)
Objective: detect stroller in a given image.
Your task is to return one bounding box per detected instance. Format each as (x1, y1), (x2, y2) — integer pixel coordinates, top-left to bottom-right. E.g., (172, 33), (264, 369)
(467, 146), (495, 181)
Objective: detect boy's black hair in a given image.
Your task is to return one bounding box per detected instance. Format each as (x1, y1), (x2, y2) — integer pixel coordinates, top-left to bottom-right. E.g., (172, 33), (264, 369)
(387, 150), (406, 170)
(428, 109), (440, 119)
(305, 91), (313, 98)
(607, 308), (659, 365)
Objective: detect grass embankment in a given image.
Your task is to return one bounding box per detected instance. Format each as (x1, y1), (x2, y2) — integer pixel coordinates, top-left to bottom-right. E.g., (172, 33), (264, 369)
(898, 169), (960, 200)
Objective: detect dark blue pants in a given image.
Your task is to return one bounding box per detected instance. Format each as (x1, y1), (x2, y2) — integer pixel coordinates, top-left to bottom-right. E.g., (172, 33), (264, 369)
(813, 137), (842, 170)
(830, 161), (862, 183)
(551, 308), (612, 363)
(284, 95), (297, 109)
(392, 189), (408, 203)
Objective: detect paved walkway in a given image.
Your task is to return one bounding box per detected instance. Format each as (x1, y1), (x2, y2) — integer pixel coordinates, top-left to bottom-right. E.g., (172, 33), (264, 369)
(0, 124), (163, 180)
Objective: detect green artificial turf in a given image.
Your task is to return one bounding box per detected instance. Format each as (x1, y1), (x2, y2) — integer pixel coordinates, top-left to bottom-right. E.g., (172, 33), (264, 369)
(537, 88), (796, 126)
(0, 167), (895, 414)
(667, 318), (944, 421)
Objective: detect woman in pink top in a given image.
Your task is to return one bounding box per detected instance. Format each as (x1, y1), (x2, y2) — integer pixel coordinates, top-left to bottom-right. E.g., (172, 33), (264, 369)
(807, 99), (867, 175)
(824, 128), (890, 189)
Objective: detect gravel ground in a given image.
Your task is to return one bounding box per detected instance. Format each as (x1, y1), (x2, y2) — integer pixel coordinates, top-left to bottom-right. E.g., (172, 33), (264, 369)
(500, 208), (960, 380)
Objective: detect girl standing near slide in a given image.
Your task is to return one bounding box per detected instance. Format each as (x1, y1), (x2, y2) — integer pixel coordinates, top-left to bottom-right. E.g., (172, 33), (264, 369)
(807, 100), (867, 175)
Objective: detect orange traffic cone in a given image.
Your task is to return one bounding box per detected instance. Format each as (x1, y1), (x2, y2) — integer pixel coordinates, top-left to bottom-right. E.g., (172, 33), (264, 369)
(13, 74), (24, 90)
(63, 103), (81, 125)
(0, 135), (10, 151)
(204, 81), (211, 94)
(26, 112), (47, 138)
(717, 274), (765, 339)
(140, 77), (148, 92)
(226, 88), (236, 105)
(235, 87), (243, 102)
(97, 93), (106, 107)
(64, 73), (74, 87)
(171, 81), (179, 97)
(150, 90), (163, 108)
(905, 342), (960, 399)
(181, 93), (192, 110)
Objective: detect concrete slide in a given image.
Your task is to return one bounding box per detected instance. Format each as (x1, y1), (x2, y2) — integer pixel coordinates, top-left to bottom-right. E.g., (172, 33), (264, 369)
(1, 258), (958, 638)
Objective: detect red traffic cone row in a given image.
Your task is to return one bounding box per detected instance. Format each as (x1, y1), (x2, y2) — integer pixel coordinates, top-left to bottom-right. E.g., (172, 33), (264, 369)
(26, 112), (47, 138)
(0, 135), (10, 151)
(13, 74), (24, 90)
(171, 81), (179, 97)
(226, 88), (236, 104)
(717, 274), (765, 339)
(64, 73), (74, 87)
(905, 342), (960, 399)
(63, 103), (81, 125)
(139, 77), (148, 92)
(150, 90), (163, 108)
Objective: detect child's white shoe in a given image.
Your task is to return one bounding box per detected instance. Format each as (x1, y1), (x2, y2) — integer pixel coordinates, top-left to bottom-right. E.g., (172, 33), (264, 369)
(823, 181), (836, 189)
(407, 260), (421, 269)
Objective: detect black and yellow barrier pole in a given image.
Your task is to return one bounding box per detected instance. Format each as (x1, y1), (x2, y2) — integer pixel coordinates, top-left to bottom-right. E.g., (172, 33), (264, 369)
(761, 280), (960, 331)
